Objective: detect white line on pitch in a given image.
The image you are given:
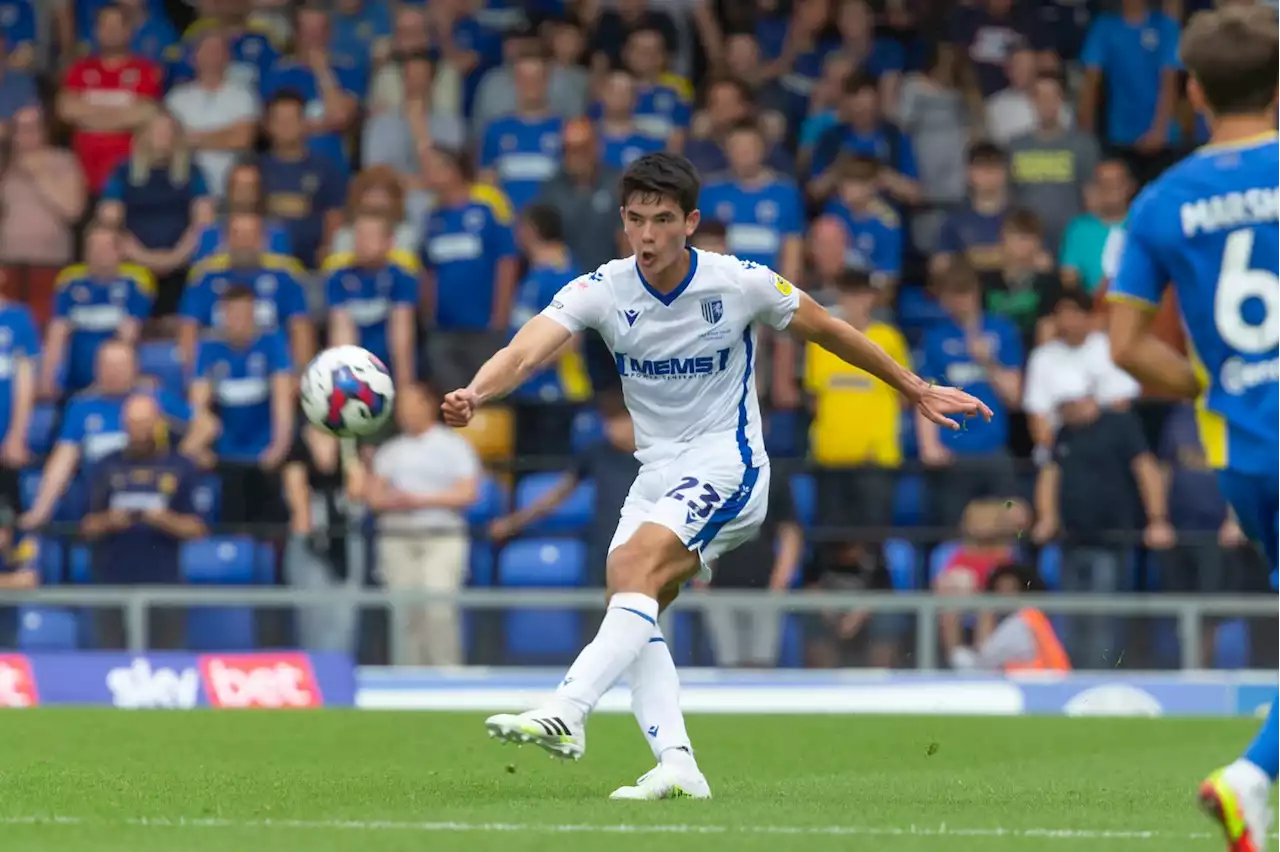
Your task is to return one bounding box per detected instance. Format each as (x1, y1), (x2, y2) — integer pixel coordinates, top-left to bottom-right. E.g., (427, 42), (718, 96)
(0, 815), (1242, 841)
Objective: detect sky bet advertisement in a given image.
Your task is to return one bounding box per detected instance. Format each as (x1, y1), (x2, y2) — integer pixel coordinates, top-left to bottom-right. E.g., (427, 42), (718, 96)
(0, 652), (355, 709)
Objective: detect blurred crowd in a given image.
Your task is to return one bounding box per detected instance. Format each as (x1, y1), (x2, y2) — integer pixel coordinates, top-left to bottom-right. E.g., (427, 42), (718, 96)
(0, 0), (1272, 670)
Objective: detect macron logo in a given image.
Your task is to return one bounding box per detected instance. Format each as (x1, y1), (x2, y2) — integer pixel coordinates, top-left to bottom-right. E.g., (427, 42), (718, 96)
(647, 725), (659, 738)
(624, 310), (639, 327)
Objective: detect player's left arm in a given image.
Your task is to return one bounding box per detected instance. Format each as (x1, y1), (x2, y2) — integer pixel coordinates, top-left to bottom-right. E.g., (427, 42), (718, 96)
(763, 269), (991, 428)
(1105, 196), (1202, 399)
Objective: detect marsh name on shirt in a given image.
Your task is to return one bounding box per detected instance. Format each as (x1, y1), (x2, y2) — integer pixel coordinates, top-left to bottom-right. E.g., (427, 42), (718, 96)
(1180, 188), (1278, 237)
(614, 348), (732, 379)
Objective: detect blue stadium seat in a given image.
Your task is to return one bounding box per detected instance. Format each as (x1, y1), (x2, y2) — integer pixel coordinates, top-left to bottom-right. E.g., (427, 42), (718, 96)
(27, 405), (58, 456)
(18, 607), (78, 650)
(69, 545), (91, 584)
(254, 542), (276, 584)
(498, 539), (586, 587)
(498, 539), (586, 662)
(469, 543), (495, 587)
(1038, 545), (1062, 590)
(191, 475), (222, 525)
(884, 538), (919, 590)
(570, 409), (604, 452)
(1213, 620), (1250, 670)
(182, 536), (257, 584)
(516, 473), (595, 534)
(892, 475), (925, 527)
(790, 474), (815, 528)
(466, 476), (505, 526)
(186, 608), (257, 651)
(37, 538), (63, 585)
(16, 469), (83, 521)
(927, 541), (962, 584)
(138, 340), (185, 397)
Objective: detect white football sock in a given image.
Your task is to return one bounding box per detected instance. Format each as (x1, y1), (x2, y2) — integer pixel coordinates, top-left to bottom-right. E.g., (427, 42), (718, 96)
(629, 626), (695, 767)
(552, 592), (660, 722)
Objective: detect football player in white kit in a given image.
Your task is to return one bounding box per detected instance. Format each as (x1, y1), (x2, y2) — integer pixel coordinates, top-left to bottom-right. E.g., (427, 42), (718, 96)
(442, 154), (990, 800)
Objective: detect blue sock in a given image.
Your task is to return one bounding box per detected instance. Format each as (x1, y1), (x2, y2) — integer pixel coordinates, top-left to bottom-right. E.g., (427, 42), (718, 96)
(1242, 690), (1279, 782)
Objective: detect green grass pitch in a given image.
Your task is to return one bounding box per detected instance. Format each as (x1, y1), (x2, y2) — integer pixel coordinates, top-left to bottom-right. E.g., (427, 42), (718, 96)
(0, 711), (1259, 851)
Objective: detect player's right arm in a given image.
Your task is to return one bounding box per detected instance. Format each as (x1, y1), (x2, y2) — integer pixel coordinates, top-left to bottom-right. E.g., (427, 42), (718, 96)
(1105, 192), (1203, 400)
(444, 271), (604, 425)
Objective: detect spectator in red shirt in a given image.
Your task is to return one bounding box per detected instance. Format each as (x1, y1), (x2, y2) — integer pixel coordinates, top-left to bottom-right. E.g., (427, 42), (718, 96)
(55, 4), (164, 196)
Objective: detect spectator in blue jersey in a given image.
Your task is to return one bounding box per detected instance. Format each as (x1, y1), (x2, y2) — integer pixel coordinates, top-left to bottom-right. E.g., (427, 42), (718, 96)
(833, 0), (904, 114)
(685, 77), (794, 177)
(60, 0), (171, 56)
(331, 0), (393, 69)
(822, 156), (902, 293)
(112, 0), (182, 68)
(0, 1), (36, 71)
(0, 297), (37, 492)
(41, 225), (154, 401)
(261, 6), (365, 174)
(420, 145), (518, 393)
(1077, 0), (1181, 185)
(917, 260), (1023, 530)
(620, 26), (691, 152)
(165, 29), (261, 200)
(700, 121), (805, 284)
(191, 285), (294, 526)
(509, 203), (581, 454)
(932, 142), (1009, 277)
(325, 213), (418, 389)
(259, 91), (348, 267)
(179, 211), (315, 368)
(478, 51), (564, 212)
(97, 111), (215, 317)
(82, 393), (206, 650)
(169, 4), (280, 91)
(809, 73), (920, 206)
(757, 0), (839, 127)
(194, 161), (294, 264)
(595, 70), (663, 172)
(945, 0), (1052, 98)
(21, 340), (216, 531)
(0, 35), (36, 121)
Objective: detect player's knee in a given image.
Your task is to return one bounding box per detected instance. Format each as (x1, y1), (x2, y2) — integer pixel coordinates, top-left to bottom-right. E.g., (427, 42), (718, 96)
(606, 542), (687, 598)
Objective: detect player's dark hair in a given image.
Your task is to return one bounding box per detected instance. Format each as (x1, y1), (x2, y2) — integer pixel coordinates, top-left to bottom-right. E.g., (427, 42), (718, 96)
(835, 269), (874, 293)
(695, 219), (727, 240)
(1053, 289), (1093, 314)
(619, 152), (700, 215)
(841, 70), (879, 98)
(968, 141), (1006, 166)
(522, 203), (564, 243)
(836, 154), (881, 183)
(267, 90), (308, 113)
(1003, 208), (1044, 238)
(1181, 5), (1278, 115)
(222, 284), (256, 303)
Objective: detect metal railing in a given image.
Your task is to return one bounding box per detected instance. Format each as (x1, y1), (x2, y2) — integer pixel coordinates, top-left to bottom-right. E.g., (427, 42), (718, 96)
(0, 587), (1273, 670)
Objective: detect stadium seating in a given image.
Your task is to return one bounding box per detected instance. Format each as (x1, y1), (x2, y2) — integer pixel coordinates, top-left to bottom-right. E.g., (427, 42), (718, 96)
(181, 536), (258, 651)
(514, 474), (594, 534)
(498, 539), (585, 662)
(27, 404), (58, 456)
(884, 538), (920, 590)
(138, 340), (185, 397)
(789, 474), (815, 529)
(892, 475), (925, 527)
(459, 406), (514, 464)
(569, 409), (603, 452)
(1038, 545), (1063, 590)
(18, 606), (78, 650)
(191, 475), (222, 526)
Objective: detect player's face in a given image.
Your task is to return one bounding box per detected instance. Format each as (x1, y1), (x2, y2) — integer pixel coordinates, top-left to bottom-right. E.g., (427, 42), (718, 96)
(96, 11), (129, 52)
(223, 297), (257, 340)
(622, 195), (699, 274)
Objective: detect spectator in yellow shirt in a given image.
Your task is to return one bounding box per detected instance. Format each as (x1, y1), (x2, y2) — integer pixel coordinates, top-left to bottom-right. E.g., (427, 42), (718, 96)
(804, 270), (911, 545)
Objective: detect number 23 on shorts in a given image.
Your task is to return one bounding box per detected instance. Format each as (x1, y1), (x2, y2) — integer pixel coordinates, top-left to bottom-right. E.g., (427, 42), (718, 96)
(665, 476), (722, 520)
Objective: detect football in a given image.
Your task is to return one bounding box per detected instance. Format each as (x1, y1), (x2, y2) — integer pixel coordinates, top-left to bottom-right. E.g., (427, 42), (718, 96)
(300, 345), (395, 437)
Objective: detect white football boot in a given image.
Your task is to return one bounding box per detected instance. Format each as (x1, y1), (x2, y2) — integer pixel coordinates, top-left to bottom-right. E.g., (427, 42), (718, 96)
(1198, 760), (1275, 852)
(610, 755), (712, 801)
(484, 709), (586, 760)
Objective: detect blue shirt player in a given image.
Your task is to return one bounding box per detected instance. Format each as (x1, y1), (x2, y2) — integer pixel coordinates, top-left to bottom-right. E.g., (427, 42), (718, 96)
(323, 214), (419, 384)
(191, 286), (295, 465)
(45, 229), (154, 397)
(1105, 7), (1279, 844)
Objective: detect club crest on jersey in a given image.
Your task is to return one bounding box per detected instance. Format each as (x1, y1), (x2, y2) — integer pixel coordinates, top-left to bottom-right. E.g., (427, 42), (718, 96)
(700, 297), (724, 325)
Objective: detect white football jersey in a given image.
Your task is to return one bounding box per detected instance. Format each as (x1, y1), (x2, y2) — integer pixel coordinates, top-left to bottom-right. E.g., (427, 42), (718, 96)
(540, 249), (800, 466)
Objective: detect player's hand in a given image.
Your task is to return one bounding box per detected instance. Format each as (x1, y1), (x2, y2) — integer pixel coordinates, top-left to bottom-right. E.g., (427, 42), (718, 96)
(913, 384), (992, 431)
(1219, 518), (1247, 549)
(441, 389), (478, 427)
(1030, 515), (1058, 545)
(1143, 519), (1176, 550)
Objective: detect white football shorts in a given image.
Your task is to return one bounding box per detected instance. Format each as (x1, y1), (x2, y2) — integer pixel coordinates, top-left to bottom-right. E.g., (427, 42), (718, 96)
(608, 444), (771, 581)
